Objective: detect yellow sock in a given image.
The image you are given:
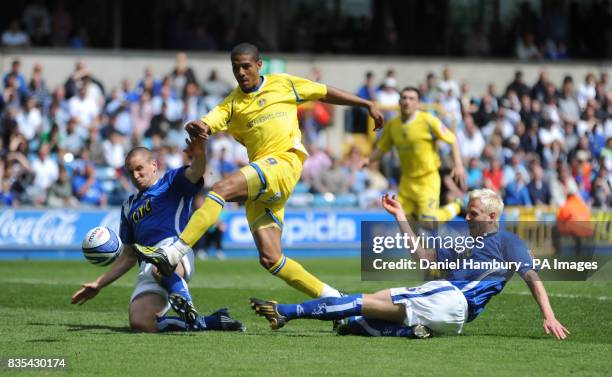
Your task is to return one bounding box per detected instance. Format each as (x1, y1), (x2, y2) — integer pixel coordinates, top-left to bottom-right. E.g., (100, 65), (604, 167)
(268, 255), (324, 298)
(180, 191), (225, 247)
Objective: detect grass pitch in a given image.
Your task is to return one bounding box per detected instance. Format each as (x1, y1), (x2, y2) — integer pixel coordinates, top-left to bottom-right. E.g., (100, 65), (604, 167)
(1, 258), (611, 377)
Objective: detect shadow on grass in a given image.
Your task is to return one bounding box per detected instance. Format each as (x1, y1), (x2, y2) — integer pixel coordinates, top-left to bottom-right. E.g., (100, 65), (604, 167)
(29, 321), (131, 333)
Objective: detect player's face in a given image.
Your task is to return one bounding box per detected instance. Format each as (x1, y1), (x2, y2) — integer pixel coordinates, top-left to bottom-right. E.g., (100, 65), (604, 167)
(126, 155), (158, 192)
(466, 199), (497, 236)
(231, 54), (262, 91)
(399, 90), (419, 117)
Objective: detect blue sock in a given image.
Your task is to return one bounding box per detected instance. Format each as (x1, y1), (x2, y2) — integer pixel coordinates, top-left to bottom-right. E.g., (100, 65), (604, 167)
(160, 272), (192, 302)
(277, 294), (363, 320)
(344, 316), (412, 337)
(195, 314), (222, 330)
(156, 316), (188, 332)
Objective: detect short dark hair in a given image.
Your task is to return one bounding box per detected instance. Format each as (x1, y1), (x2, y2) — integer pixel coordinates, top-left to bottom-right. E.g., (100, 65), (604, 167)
(230, 43), (260, 61)
(125, 146), (154, 165)
(400, 86), (421, 99)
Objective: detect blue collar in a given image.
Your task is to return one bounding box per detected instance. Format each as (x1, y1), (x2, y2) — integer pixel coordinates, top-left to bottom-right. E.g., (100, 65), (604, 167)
(241, 76), (265, 93)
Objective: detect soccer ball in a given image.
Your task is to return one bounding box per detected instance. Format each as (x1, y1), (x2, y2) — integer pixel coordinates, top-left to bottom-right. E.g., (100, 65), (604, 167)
(82, 227), (122, 266)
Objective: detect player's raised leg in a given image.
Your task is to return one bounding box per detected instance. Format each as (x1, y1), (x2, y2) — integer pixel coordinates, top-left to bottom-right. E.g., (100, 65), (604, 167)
(133, 171), (248, 275)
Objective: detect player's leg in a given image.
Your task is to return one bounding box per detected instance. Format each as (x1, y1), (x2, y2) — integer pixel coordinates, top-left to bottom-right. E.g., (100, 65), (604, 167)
(253, 224), (340, 298)
(415, 172), (460, 224)
(250, 289), (404, 326)
(179, 171), (248, 246)
(129, 292), (167, 333)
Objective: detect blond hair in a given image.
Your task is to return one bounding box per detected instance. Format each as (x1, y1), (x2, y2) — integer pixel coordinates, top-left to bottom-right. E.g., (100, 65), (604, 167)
(469, 189), (504, 219)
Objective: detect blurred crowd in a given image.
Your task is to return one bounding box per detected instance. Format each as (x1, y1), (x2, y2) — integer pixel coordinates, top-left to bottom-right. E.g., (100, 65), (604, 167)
(347, 67), (612, 210)
(0, 51), (611, 212)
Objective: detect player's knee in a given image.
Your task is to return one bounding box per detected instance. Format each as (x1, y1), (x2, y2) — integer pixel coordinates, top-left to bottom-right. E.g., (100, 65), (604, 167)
(259, 254), (277, 270)
(129, 318), (158, 333)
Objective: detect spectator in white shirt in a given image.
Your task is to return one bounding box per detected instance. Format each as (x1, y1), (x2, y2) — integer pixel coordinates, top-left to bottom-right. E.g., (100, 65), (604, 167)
(438, 67), (460, 98)
(577, 73), (597, 110)
(30, 143), (59, 201)
(68, 82), (100, 128)
(457, 114), (486, 159)
(16, 97), (43, 141)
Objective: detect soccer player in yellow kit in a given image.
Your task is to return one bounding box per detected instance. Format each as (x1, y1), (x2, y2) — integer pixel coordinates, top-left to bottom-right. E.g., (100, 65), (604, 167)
(367, 86), (466, 223)
(135, 43), (384, 299)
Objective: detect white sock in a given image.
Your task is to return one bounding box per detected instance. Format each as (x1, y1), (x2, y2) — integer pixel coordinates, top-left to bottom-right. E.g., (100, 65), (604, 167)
(319, 284), (342, 298)
(165, 239), (191, 266)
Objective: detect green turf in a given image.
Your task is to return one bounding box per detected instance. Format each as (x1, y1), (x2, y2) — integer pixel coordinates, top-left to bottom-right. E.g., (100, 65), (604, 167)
(0, 259), (611, 377)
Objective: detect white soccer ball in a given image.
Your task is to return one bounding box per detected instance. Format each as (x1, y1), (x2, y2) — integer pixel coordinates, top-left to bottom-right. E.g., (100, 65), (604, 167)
(82, 227), (122, 266)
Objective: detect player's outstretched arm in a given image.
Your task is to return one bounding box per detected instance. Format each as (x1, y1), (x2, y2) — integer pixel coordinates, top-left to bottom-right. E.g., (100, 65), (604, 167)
(184, 134), (207, 184)
(71, 245), (138, 305)
(522, 270), (570, 340)
(320, 86), (384, 130)
(382, 194), (435, 262)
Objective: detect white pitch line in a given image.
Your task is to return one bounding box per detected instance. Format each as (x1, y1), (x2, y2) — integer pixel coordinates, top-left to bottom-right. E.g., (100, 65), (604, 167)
(507, 291), (612, 301)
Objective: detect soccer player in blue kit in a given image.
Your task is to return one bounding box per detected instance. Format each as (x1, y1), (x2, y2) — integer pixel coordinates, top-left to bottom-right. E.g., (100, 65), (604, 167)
(72, 141), (243, 333)
(251, 189), (570, 340)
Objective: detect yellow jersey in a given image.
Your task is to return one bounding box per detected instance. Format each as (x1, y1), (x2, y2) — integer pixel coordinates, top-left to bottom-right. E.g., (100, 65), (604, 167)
(202, 74), (327, 162)
(377, 111), (456, 178)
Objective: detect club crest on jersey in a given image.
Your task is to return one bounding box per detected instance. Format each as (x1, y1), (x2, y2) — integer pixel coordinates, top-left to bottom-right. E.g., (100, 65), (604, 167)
(258, 98), (267, 107)
(266, 157), (278, 165)
(266, 192), (282, 204)
(132, 198), (152, 224)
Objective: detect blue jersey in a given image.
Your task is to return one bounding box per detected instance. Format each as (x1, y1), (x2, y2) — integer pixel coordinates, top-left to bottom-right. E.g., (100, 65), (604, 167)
(119, 167), (203, 247)
(436, 231), (534, 322)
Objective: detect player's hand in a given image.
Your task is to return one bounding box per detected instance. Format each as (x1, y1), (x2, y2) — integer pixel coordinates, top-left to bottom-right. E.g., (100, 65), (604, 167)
(543, 317), (570, 340)
(450, 166), (467, 191)
(382, 194), (406, 221)
(71, 282), (101, 305)
(184, 119), (210, 140)
(368, 103), (384, 131)
(184, 134), (206, 159)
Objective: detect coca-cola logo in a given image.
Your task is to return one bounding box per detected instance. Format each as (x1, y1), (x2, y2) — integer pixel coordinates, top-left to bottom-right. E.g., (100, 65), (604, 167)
(0, 210), (78, 245)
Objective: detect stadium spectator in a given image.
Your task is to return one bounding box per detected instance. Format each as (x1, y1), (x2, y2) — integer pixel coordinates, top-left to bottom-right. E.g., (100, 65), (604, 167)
(171, 52), (198, 98)
(301, 145), (332, 187)
(356, 71), (377, 102)
(68, 81), (100, 129)
(30, 142), (58, 202)
(504, 170), (532, 206)
(466, 157), (483, 190)
(16, 97), (43, 141)
(515, 32), (541, 60)
(2, 19), (30, 47)
(483, 158), (503, 193)
(506, 70), (531, 99)
(72, 150), (107, 207)
(527, 162), (552, 205)
(27, 64), (51, 113)
(376, 78), (400, 119)
(439, 67), (460, 99)
(152, 83), (183, 123)
(558, 77), (580, 123)
(312, 156), (349, 195)
(457, 114), (485, 159)
(46, 164), (78, 207)
(102, 131), (127, 169)
(130, 91), (153, 140)
(3, 60), (27, 98)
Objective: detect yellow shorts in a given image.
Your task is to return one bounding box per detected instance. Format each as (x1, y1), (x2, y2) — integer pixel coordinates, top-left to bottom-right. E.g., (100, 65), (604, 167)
(397, 170), (441, 221)
(240, 151), (303, 232)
